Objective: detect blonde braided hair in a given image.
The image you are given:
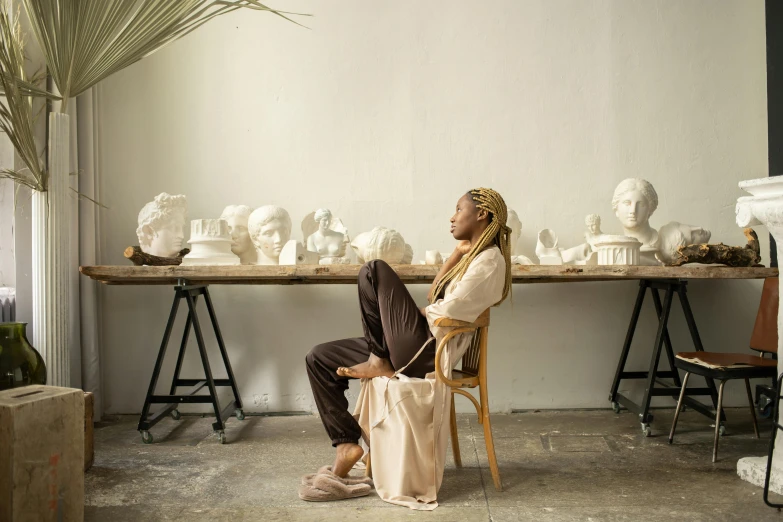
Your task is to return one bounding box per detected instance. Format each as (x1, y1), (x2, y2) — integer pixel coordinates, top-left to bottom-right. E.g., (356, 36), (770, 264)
(428, 188), (512, 306)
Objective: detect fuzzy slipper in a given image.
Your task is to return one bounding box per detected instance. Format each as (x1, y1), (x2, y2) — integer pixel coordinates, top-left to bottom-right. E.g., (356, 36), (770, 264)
(300, 465), (373, 487)
(298, 473), (372, 502)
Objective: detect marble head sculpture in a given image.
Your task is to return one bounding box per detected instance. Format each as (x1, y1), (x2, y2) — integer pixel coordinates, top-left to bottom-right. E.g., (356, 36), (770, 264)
(248, 205), (292, 265)
(220, 204), (255, 264)
(136, 192), (187, 258)
(612, 178), (659, 248)
(657, 222), (712, 265)
(584, 214), (603, 251)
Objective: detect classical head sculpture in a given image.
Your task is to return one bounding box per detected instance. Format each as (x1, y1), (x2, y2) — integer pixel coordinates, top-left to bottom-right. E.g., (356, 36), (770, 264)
(136, 192), (187, 258)
(585, 214), (602, 235)
(220, 205), (255, 264)
(612, 178), (659, 247)
(507, 209), (522, 254)
(657, 221), (712, 265)
(248, 205), (292, 265)
(315, 208), (332, 232)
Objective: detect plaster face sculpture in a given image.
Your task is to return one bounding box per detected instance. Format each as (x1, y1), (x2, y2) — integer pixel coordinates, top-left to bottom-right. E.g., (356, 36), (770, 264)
(584, 214), (604, 251)
(248, 205), (292, 265)
(302, 209), (352, 265)
(507, 209), (522, 254)
(657, 221), (712, 265)
(220, 205), (255, 265)
(351, 227), (408, 264)
(612, 178), (659, 248)
(181, 219), (240, 266)
(535, 229), (563, 265)
(136, 192), (187, 258)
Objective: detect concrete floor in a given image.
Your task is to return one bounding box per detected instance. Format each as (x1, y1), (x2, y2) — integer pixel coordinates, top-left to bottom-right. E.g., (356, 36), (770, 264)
(86, 408), (782, 521)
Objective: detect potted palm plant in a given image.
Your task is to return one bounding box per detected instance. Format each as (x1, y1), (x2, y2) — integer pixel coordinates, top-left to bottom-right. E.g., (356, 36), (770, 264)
(0, 0), (304, 386)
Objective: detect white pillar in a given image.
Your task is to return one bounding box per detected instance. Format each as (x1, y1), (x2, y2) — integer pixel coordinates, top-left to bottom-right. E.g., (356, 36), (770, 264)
(32, 112), (70, 387)
(735, 176), (783, 492)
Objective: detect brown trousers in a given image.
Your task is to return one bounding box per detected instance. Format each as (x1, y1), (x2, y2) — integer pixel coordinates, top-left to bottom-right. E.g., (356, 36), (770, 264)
(305, 260), (435, 446)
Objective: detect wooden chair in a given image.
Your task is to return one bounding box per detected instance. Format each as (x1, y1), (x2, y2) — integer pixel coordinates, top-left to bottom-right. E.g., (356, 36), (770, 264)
(668, 277), (778, 462)
(434, 308), (502, 491)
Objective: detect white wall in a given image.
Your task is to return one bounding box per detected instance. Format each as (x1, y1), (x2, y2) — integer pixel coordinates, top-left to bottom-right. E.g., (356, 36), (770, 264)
(92, 0), (769, 415)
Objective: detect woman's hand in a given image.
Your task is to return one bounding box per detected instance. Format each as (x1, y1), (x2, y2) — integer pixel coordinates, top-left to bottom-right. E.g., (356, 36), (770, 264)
(454, 240), (472, 256)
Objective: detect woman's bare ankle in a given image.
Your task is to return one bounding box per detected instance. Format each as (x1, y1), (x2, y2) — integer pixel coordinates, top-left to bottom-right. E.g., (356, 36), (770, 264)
(333, 443), (364, 477)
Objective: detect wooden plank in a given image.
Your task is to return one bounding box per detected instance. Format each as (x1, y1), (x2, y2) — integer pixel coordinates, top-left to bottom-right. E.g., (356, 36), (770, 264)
(79, 264), (779, 286)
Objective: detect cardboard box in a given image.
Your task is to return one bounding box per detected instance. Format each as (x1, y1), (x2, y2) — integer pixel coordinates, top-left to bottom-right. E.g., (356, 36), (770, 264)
(0, 385), (85, 522)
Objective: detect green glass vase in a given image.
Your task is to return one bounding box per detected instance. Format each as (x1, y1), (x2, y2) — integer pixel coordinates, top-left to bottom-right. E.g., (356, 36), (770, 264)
(0, 322), (46, 390)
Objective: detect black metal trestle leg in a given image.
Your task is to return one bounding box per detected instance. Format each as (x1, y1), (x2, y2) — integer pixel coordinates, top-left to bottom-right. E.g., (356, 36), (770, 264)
(609, 279), (725, 437)
(137, 282), (244, 444)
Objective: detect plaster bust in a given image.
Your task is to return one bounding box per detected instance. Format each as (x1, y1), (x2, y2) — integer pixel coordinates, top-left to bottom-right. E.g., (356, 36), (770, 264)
(657, 221), (712, 265)
(220, 205), (255, 265)
(248, 205), (292, 265)
(612, 178), (659, 248)
(306, 209), (347, 258)
(136, 192), (187, 258)
(584, 214), (603, 251)
(507, 209), (522, 254)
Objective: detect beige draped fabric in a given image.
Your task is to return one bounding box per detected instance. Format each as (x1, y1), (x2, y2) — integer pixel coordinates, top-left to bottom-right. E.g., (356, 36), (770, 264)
(354, 246), (505, 509)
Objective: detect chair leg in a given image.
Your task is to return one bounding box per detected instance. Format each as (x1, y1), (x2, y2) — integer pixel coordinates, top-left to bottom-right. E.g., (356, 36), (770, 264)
(745, 378), (760, 439)
(365, 452), (372, 479)
(713, 380), (726, 463)
(669, 372), (691, 444)
(450, 392), (462, 467)
(479, 380), (502, 491)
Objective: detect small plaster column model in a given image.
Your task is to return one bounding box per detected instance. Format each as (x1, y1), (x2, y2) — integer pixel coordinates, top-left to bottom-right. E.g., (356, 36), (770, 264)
(181, 219), (240, 265)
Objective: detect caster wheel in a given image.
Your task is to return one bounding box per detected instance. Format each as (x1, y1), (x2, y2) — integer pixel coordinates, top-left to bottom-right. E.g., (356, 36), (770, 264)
(759, 406), (772, 420)
(641, 424), (652, 437)
(141, 430), (153, 444)
(719, 424), (727, 437)
(235, 409), (245, 421)
(171, 409), (181, 420)
(611, 401), (620, 414)
(216, 431), (226, 444)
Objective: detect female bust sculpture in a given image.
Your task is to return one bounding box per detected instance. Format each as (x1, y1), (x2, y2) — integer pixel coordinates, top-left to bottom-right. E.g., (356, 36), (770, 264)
(612, 178), (659, 248)
(306, 209), (347, 258)
(220, 204), (255, 264)
(136, 192), (187, 258)
(248, 205), (292, 265)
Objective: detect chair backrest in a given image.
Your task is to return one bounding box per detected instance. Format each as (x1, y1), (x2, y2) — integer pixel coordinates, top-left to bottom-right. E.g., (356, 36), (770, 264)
(750, 277), (779, 354)
(460, 309), (490, 376)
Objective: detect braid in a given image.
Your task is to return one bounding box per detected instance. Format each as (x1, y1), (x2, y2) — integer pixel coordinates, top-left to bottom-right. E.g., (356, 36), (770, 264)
(428, 188), (512, 306)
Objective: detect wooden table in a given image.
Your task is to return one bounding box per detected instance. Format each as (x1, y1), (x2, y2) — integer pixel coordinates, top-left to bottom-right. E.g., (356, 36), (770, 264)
(79, 264), (777, 441)
(80, 264), (775, 285)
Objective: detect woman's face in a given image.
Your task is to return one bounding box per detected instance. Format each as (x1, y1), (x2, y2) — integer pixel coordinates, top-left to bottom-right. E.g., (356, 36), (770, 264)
(615, 189), (651, 230)
(450, 194), (485, 240)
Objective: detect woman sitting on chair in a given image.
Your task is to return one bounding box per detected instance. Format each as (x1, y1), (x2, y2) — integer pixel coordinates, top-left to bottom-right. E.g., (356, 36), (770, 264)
(302, 188), (512, 503)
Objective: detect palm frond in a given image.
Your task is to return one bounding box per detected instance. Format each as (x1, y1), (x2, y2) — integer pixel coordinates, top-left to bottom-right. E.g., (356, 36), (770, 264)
(22, 0), (308, 109)
(0, 6), (46, 191)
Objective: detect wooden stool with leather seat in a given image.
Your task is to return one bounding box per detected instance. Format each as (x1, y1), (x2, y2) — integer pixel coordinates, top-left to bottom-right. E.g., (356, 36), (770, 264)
(668, 277), (779, 462)
(434, 308), (503, 491)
